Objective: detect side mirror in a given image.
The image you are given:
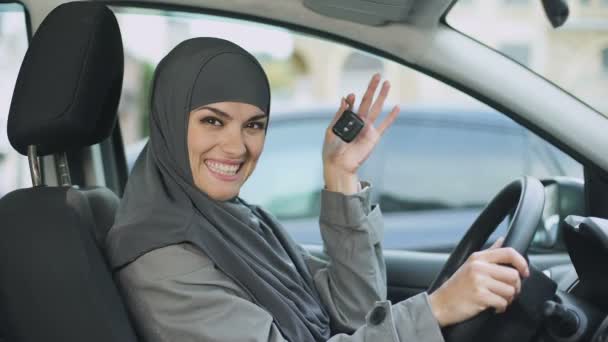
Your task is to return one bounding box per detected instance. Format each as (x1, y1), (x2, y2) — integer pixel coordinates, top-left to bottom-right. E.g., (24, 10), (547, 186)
(541, 0), (569, 28)
(532, 177), (584, 250)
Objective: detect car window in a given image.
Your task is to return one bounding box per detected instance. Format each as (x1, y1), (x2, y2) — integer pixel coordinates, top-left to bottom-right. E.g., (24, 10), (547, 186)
(0, 3), (30, 197)
(447, 0), (608, 117)
(112, 6), (584, 251)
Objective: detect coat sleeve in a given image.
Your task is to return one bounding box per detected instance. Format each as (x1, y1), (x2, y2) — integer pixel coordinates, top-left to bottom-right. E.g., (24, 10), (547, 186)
(301, 182), (444, 341)
(302, 182), (387, 333)
(117, 244), (444, 342)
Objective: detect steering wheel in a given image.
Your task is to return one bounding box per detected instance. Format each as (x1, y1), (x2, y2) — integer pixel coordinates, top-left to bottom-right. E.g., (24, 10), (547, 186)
(428, 176), (546, 341)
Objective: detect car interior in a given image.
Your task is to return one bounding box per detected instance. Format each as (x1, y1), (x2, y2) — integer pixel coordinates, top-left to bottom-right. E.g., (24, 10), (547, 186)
(0, 0), (608, 341)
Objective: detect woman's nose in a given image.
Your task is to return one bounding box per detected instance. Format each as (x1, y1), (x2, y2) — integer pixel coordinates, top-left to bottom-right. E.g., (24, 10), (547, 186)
(220, 127), (247, 157)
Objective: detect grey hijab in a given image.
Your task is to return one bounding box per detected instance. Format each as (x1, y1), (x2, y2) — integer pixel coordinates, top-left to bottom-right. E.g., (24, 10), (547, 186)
(106, 37), (330, 341)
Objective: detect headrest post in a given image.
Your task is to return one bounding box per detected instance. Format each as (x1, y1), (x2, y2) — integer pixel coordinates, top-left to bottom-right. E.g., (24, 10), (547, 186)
(55, 152), (72, 186)
(27, 145), (43, 187)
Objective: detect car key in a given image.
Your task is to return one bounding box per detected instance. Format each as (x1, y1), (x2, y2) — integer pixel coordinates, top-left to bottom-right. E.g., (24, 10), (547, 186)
(332, 107), (365, 143)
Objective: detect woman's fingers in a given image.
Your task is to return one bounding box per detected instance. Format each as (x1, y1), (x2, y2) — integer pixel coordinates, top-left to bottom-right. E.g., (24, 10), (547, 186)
(485, 275), (518, 303)
(346, 93), (356, 111)
(472, 273), (516, 314)
(487, 263), (521, 294)
(468, 260), (521, 294)
(376, 105), (400, 136)
(368, 80), (390, 123)
(470, 247), (529, 278)
(357, 74), (381, 118)
(483, 289), (510, 314)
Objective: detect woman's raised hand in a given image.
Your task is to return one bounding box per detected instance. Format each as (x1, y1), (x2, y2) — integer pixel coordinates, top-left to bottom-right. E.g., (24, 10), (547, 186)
(428, 238), (530, 327)
(322, 73), (399, 194)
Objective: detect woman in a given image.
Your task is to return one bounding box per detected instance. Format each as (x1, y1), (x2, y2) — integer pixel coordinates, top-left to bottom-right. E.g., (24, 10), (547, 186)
(106, 37), (529, 342)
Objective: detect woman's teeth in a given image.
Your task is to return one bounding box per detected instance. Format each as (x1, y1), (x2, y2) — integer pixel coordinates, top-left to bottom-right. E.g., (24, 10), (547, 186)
(205, 160), (240, 176)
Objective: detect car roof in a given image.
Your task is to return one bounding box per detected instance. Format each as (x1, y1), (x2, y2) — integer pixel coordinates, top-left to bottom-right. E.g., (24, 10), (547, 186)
(26, 0), (448, 50)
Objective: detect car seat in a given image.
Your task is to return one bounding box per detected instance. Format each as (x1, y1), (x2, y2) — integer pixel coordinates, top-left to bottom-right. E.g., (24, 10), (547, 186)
(0, 2), (138, 341)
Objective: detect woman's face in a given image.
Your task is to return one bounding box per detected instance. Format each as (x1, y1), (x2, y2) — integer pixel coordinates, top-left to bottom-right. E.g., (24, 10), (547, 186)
(187, 101), (267, 201)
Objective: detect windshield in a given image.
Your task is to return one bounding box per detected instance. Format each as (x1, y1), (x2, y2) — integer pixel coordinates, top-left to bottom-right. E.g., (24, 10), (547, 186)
(447, 0), (608, 116)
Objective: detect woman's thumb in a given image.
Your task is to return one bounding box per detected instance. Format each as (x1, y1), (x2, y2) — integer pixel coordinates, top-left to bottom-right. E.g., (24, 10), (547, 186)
(489, 237), (505, 249)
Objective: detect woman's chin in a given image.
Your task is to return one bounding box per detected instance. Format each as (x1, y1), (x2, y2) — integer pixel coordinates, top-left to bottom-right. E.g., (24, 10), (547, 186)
(199, 187), (239, 202)
(216, 193), (239, 202)
(193, 172), (242, 201)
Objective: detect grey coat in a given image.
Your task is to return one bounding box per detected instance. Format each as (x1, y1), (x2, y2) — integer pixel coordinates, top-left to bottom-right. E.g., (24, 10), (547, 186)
(117, 185), (444, 342)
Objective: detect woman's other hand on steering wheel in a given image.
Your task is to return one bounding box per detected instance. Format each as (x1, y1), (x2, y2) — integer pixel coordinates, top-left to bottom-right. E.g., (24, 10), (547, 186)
(322, 73), (400, 194)
(428, 238), (530, 328)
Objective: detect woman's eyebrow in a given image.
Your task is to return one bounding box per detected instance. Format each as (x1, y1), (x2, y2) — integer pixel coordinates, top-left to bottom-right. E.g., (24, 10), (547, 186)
(200, 106), (232, 119)
(200, 106), (266, 121)
(248, 114), (268, 122)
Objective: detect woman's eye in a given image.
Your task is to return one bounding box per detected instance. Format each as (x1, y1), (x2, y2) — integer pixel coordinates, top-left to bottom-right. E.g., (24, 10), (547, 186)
(201, 117), (222, 126)
(247, 122), (266, 130)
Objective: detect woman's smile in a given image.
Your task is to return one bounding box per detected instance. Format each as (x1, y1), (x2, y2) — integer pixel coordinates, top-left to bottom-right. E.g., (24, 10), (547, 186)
(204, 159), (244, 181)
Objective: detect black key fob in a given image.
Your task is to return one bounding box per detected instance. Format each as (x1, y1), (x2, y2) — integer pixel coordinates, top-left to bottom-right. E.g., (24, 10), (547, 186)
(332, 109), (365, 143)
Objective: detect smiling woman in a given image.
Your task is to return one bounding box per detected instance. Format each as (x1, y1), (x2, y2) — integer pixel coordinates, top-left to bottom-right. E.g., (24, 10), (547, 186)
(100, 30), (540, 341)
(105, 37), (431, 342)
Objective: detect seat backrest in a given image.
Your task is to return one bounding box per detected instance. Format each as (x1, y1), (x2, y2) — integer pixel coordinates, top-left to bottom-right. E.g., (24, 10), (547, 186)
(80, 187), (122, 251)
(0, 2), (138, 341)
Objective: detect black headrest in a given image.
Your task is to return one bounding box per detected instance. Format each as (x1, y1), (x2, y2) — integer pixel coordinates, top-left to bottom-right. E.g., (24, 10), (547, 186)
(8, 2), (123, 156)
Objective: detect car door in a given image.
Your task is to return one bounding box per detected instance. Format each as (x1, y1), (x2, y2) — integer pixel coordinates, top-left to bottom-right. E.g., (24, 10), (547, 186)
(107, 5), (583, 304)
